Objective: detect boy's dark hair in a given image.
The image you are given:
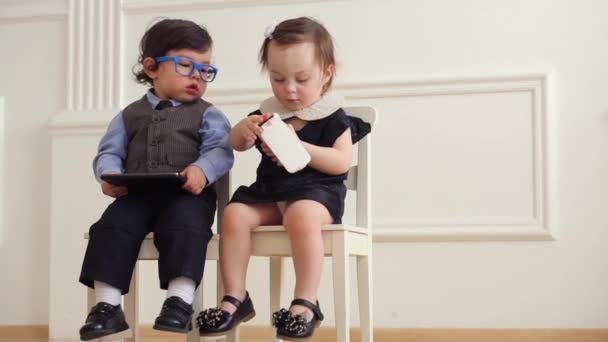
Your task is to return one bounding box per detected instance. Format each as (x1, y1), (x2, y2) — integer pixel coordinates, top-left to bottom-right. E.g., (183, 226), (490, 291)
(259, 17), (336, 92)
(133, 18), (213, 86)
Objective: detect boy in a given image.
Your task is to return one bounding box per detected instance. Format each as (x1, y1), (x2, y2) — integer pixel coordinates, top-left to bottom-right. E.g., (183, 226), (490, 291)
(78, 18), (233, 341)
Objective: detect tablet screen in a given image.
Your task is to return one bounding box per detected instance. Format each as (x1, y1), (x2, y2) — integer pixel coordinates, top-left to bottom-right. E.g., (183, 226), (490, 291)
(101, 172), (186, 188)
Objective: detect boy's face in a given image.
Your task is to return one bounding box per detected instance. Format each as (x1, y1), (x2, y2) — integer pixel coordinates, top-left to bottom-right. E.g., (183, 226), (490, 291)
(144, 48), (212, 102)
(267, 41), (333, 111)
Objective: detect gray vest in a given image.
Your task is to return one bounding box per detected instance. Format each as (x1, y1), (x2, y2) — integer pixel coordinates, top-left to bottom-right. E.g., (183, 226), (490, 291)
(122, 96), (212, 173)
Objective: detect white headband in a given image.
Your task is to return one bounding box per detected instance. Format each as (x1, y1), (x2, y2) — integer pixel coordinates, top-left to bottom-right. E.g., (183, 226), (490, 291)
(264, 23), (277, 39)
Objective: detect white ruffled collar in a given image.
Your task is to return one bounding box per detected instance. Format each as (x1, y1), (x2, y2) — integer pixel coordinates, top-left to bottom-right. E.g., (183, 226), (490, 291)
(259, 92), (344, 121)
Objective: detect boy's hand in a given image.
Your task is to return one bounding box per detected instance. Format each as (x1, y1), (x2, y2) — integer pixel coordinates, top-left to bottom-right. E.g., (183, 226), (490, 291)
(101, 176), (128, 198)
(181, 165), (207, 195)
(238, 113), (271, 145)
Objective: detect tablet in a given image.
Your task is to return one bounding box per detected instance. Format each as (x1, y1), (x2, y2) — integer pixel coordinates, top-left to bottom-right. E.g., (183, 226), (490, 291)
(101, 172), (186, 188)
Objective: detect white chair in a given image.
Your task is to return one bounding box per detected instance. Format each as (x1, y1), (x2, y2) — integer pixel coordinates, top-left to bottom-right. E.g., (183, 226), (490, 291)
(231, 106), (377, 342)
(84, 174), (230, 342)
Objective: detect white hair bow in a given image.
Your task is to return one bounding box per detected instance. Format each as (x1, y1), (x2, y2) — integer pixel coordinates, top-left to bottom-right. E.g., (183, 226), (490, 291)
(264, 23), (276, 39)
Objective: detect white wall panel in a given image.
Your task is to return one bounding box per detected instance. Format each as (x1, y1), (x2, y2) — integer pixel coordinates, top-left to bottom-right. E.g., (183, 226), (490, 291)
(1, 0), (607, 338)
(0, 18), (65, 324)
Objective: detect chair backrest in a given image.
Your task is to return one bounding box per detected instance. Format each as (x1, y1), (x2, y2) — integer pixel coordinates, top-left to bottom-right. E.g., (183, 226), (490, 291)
(215, 172), (231, 231)
(214, 106), (377, 231)
(342, 106), (377, 230)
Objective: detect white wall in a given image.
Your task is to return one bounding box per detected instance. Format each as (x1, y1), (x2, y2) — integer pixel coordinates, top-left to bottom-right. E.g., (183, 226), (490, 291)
(0, 0), (65, 324)
(1, 0), (607, 340)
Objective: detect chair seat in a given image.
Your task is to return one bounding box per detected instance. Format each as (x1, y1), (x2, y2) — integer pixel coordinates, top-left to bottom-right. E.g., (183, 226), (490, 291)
(87, 223), (370, 260)
(250, 225), (370, 256)
(84, 232), (220, 260)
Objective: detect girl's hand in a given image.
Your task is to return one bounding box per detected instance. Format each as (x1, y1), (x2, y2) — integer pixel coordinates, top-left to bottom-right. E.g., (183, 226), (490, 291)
(180, 165), (207, 195)
(231, 113), (271, 149)
(260, 141), (278, 162)
(101, 179), (128, 198)
(261, 123), (295, 165)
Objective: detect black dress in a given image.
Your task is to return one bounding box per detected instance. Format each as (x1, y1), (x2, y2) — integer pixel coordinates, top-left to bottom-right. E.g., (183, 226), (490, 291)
(230, 108), (371, 223)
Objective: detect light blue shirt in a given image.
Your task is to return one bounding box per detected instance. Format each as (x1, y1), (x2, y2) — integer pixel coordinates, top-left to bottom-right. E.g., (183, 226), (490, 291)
(93, 90), (234, 186)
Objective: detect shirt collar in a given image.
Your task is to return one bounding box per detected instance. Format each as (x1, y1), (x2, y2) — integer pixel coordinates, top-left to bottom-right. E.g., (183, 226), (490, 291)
(146, 89), (182, 109)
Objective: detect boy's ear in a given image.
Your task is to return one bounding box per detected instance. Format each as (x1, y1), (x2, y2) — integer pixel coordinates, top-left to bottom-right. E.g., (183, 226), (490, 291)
(143, 57), (159, 79)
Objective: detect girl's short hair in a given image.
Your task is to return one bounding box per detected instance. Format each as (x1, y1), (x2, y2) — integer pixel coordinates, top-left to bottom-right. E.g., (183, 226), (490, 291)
(259, 17), (336, 92)
(133, 18), (213, 86)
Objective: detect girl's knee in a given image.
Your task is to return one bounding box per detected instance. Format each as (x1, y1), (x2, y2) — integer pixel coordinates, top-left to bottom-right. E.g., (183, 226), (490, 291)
(283, 219), (321, 238)
(220, 203), (257, 234)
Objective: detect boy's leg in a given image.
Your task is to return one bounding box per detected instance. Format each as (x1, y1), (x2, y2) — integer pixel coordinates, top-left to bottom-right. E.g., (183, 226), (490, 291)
(94, 280), (122, 306)
(167, 276), (196, 304)
(152, 189), (216, 332)
(79, 193), (155, 340)
(282, 200), (332, 320)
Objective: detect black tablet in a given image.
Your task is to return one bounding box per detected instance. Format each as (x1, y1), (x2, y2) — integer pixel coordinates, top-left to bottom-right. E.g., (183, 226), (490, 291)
(101, 172), (186, 188)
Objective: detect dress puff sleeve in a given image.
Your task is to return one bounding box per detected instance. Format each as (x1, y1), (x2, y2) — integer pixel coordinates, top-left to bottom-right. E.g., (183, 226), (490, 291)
(322, 109), (372, 146)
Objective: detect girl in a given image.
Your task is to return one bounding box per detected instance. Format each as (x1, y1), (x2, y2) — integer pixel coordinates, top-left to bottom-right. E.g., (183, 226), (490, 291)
(197, 17), (370, 340)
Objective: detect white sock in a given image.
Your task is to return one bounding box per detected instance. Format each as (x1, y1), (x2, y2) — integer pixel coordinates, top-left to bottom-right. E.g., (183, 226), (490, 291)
(94, 280), (121, 306)
(167, 277), (195, 304)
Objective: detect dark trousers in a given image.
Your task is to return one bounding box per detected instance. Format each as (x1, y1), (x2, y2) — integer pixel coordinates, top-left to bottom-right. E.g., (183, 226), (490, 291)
(79, 188), (216, 294)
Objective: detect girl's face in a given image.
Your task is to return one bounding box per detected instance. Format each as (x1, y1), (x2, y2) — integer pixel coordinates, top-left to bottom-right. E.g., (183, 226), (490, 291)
(266, 41), (333, 111)
(144, 48), (212, 102)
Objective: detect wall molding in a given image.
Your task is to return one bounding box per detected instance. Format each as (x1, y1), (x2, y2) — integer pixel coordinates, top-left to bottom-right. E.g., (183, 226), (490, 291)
(47, 72), (556, 242)
(66, 0), (122, 112)
(0, 3), (67, 24)
(0, 0), (347, 22)
(203, 72), (557, 243)
(122, 0), (347, 15)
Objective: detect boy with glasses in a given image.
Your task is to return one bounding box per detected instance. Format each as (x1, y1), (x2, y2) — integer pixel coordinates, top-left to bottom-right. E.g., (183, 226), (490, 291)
(78, 18), (232, 340)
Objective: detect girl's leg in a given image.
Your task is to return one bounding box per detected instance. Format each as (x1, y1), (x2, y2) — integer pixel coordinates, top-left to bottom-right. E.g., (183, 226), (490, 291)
(219, 202), (282, 313)
(282, 200), (332, 320)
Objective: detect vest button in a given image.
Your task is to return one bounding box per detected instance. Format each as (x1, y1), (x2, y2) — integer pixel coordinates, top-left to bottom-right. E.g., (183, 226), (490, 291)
(149, 161), (158, 168)
(150, 140), (158, 146)
(152, 115), (161, 123)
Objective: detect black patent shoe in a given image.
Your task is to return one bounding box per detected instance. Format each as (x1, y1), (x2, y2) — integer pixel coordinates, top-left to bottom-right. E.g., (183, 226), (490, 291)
(274, 299), (324, 341)
(153, 296), (194, 333)
(197, 292), (256, 336)
(79, 302), (129, 341)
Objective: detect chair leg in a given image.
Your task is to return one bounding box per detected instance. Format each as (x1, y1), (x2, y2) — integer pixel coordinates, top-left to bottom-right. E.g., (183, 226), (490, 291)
(269, 257), (283, 342)
(123, 262), (139, 342)
(357, 255), (373, 342)
(332, 231), (350, 342)
(187, 283), (202, 342)
(216, 260), (230, 342)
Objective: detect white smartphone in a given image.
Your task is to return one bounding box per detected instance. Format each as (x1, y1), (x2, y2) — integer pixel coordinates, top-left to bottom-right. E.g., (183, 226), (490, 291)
(260, 114), (311, 173)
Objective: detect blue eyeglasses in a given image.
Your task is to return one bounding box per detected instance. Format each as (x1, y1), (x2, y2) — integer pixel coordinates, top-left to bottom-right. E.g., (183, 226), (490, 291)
(154, 56), (219, 82)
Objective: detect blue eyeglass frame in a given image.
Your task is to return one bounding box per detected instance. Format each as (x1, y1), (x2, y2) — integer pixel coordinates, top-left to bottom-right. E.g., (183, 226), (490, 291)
(154, 56), (219, 82)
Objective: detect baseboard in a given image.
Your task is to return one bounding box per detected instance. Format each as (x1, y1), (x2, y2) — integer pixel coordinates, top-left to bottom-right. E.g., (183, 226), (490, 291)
(0, 325), (48, 338)
(139, 326), (608, 342)
(2, 325), (607, 341)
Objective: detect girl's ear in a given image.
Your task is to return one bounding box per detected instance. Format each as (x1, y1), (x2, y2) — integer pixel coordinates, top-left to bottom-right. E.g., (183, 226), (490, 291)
(143, 57), (158, 79)
(322, 64), (335, 84)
